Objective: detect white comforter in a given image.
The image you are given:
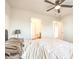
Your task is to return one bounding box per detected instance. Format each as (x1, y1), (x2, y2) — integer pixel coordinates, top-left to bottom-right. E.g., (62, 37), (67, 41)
(22, 42), (49, 59)
(22, 39), (73, 59)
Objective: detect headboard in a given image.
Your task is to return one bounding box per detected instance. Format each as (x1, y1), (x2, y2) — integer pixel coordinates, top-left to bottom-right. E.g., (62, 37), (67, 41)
(5, 29), (8, 41)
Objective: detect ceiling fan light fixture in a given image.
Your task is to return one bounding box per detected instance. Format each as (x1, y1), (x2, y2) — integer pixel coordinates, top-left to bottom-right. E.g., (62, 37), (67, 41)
(55, 5), (61, 9)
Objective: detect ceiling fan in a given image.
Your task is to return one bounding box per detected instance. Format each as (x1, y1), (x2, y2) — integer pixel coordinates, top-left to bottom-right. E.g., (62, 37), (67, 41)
(45, 0), (73, 13)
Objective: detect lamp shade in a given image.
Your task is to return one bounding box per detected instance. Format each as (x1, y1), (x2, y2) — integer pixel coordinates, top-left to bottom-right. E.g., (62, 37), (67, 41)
(15, 30), (21, 34)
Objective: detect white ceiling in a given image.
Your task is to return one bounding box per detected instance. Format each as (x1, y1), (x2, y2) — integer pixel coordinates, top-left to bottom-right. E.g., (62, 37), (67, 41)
(7, 0), (73, 17)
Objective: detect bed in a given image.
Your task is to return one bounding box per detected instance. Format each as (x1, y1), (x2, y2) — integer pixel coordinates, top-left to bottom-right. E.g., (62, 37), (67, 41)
(22, 38), (73, 59)
(5, 30), (72, 59)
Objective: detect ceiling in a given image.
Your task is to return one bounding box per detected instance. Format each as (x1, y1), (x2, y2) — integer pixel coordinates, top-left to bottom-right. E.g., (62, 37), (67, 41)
(7, 0), (73, 17)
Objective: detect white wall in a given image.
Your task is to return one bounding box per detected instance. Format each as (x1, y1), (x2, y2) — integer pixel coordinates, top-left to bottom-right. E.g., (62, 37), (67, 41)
(61, 14), (73, 43)
(5, 1), (11, 38)
(9, 8), (57, 39)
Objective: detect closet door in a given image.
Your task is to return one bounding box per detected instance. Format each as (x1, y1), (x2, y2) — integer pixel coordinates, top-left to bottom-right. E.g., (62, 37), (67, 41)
(53, 21), (63, 39)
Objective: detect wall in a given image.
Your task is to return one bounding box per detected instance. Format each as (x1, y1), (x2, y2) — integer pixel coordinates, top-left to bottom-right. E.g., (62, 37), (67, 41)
(5, 1), (11, 38)
(5, 3), (73, 42)
(9, 8), (57, 40)
(61, 14), (73, 43)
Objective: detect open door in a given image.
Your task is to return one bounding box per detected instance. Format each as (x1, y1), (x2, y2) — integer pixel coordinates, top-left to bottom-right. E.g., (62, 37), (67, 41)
(31, 18), (42, 39)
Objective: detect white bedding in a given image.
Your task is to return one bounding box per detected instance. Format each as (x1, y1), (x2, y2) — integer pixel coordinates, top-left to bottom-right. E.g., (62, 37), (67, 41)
(22, 42), (49, 59)
(22, 39), (73, 59)
(40, 39), (73, 59)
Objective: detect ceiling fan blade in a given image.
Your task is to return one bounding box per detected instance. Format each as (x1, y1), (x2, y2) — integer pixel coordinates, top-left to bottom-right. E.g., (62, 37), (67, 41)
(55, 0), (59, 4)
(45, 0), (55, 5)
(58, 9), (60, 13)
(55, 0), (65, 5)
(47, 7), (55, 12)
(59, 0), (65, 4)
(61, 5), (73, 7)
